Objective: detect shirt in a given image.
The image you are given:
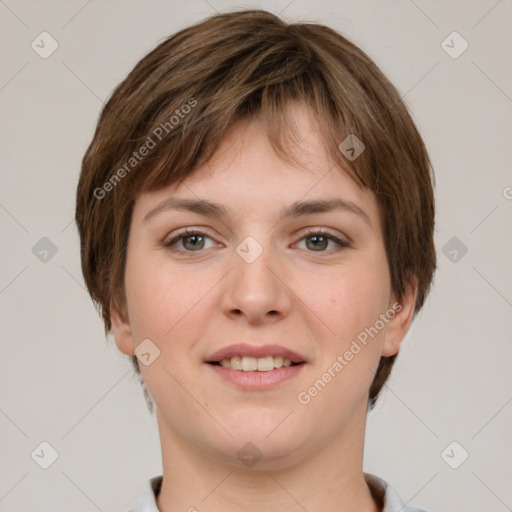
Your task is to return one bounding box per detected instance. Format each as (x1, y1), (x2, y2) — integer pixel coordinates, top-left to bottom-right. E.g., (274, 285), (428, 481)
(126, 473), (428, 511)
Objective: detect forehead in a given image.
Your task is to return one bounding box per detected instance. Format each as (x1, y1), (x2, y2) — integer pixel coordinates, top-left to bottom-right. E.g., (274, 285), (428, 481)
(132, 106), (379, 224)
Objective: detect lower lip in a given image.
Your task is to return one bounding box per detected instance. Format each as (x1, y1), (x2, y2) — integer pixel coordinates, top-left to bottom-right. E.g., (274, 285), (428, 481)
(206, 363), (306, 390)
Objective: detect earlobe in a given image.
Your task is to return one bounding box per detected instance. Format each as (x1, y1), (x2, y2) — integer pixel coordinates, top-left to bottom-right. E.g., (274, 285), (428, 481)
(381, 277), (419, 357)
(110, 299), (135, 356)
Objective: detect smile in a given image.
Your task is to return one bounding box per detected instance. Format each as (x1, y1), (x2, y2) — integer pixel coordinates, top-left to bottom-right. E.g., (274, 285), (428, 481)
(210, 355), (298, 371)
(205, 343), (307, 390)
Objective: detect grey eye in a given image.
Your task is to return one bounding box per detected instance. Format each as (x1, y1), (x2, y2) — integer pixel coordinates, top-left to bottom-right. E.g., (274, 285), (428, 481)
(305, 235), (329, 251)
(182, 234), (206, 251)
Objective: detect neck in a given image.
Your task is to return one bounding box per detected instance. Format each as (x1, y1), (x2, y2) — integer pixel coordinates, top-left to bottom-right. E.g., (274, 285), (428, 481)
(155, 404), (380, 512)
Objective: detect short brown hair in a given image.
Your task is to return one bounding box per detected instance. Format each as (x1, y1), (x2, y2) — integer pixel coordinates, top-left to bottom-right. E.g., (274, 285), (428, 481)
(75, 9), (436, 411)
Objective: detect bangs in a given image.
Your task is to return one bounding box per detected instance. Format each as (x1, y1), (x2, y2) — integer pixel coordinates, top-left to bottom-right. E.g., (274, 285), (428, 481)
(128, 76), (371, 202)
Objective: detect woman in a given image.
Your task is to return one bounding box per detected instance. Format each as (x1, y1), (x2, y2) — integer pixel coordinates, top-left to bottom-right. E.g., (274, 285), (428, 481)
(76, 9), (435, 511)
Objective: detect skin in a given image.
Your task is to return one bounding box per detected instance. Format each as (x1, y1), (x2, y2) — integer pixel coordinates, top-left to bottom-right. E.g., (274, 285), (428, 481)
(111, 104), (418, 512)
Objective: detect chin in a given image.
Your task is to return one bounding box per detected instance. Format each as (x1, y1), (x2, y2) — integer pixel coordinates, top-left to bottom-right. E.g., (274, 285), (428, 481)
(209, 421), (309, 471)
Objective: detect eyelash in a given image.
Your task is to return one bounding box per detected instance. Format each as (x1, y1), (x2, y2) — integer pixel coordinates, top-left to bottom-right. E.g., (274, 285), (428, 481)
(163, 228), (350, 255)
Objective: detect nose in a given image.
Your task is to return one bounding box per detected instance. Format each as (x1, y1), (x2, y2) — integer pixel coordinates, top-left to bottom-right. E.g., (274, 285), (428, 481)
(221, 241), (292, 325)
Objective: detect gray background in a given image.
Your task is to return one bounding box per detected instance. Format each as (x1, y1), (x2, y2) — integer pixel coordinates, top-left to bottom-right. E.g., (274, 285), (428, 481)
(1, 1), (511, 511)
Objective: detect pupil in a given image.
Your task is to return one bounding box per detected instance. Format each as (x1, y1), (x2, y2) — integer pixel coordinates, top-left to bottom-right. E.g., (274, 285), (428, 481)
(307, 235), (327, 251)
(184, 235), (204, 250)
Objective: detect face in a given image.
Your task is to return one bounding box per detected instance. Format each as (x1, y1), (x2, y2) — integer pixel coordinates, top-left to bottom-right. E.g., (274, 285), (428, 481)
(112, 105), (417, 470)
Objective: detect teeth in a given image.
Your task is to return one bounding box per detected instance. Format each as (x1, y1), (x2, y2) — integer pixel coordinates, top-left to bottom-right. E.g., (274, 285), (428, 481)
(257, 356), (274, 371)
(242, 356), (258, 371)
(231, 356), (242, 370)
(218, 355), (295, 371)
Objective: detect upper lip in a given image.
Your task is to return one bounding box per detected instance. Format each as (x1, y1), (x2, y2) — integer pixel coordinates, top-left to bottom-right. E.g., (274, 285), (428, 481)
(205, 344), (307, 364)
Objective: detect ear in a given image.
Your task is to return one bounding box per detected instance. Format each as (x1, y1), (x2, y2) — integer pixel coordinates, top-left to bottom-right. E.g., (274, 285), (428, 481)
(381, 276), (419, 357)
(110, 298), (135, 356)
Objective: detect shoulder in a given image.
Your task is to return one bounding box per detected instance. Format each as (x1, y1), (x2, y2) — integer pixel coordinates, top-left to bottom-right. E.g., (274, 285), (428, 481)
(364, 472), (429, 512)
(124, 475), (162, 512)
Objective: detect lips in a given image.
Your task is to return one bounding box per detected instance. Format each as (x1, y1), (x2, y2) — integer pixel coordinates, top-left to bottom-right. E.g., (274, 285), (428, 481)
(205, 343), (307, 365)
(205, 344), (307, 390)
(205, 344), (307, 389)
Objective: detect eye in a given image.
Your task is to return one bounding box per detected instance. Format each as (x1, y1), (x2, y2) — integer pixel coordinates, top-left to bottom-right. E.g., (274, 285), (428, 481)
(295, 230), (350, 253)
(164, 229), (218, 253)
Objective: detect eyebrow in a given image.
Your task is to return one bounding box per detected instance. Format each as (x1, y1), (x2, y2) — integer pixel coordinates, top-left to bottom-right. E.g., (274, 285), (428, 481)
(283, 199), (371, 226)
(144, 198), (229, 222)
(143, 197), (371, 226)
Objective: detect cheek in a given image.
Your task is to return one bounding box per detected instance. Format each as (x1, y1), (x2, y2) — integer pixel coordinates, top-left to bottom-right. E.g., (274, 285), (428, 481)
(297, 266), (391, 413)
(124, 248), (175, 339)
(124, 252), (216, 346)
(300, 261), (391, 342)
